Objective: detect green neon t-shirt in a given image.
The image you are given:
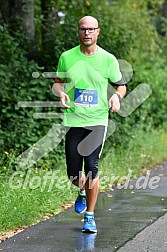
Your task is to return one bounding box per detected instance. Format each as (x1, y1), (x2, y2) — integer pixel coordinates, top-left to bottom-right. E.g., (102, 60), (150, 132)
(56, 45), (122, 127)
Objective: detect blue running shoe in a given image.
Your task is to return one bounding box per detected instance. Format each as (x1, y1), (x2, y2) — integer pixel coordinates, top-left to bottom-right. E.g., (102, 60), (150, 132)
(82, 212), (97, 233)
(74, 192), (87, 214)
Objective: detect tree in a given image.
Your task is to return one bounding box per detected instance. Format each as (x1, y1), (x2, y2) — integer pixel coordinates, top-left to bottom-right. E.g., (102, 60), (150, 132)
(162, 0), (167, 17)
(0, 0), (35, 39)
(161, 0), (167, 35)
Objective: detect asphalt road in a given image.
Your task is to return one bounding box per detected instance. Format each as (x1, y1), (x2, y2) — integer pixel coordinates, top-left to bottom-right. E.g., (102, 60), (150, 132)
(117, 212), (167, 252)
(0, 161), (167, 252)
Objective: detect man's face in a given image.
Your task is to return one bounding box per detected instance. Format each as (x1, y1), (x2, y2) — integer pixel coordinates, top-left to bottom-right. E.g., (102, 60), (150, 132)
(78, 17), (100, 47)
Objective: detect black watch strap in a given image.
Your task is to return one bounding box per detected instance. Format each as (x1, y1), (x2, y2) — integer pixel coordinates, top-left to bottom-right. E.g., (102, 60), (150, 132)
(115, 92), (121, 101)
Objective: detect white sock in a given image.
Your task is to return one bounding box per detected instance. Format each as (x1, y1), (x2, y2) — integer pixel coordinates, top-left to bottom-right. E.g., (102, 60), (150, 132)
(80, 189), (86, 195)
(86, 211), (94, 215)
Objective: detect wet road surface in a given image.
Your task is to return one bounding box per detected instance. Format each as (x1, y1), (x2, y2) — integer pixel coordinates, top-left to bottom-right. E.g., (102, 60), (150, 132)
(0, 161), (167, 251)
(117, 212), (167, 252)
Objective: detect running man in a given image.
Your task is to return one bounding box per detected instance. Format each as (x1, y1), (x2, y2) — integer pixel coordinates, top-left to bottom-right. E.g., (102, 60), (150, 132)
(53, 16), (126, 233)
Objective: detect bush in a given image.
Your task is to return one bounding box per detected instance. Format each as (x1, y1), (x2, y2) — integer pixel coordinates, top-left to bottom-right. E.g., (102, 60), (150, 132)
(0, 0), (166, 172)
(0, 29), (64, 160)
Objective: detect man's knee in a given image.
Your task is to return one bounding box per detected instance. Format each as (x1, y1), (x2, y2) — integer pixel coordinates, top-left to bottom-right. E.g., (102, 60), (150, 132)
(84, 165), (98, 180)
(67, 170), (82, 182)
(84, 155), (99, 179)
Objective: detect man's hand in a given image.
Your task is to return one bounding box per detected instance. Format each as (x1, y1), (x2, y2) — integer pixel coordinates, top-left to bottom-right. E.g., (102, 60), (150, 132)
(60, 92), (71, 109)
(52, 79), (70, 109)
(109, 93), (121, 112)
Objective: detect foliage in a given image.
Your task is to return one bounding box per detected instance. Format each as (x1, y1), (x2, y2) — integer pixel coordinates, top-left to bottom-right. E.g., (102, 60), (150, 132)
(0, 29), (64, 159)
(0, 0), (167, 236)
(0, 0), (167, 172)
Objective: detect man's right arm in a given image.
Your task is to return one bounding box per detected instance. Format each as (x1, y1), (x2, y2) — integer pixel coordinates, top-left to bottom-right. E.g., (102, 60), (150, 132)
(52, 77), (70, 109)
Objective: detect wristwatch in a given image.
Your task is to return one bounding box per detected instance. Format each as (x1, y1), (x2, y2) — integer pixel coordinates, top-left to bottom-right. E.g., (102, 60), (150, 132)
(115, 92), (121, 101)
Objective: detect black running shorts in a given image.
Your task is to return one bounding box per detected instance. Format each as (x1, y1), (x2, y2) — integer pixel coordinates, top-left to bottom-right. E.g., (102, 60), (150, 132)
(65, 126), (106, 180)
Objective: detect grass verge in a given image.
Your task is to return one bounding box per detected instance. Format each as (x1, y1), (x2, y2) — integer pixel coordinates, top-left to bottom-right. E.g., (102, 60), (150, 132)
(98, 127), (167, 188)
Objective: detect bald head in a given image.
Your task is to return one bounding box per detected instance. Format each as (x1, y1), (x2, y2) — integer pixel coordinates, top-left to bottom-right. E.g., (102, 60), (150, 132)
(79, 16), (99, 28)
(78, 16), (100, 49)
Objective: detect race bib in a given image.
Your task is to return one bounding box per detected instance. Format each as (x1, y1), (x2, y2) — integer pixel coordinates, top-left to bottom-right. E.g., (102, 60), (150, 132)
(74, 88), (98, 107)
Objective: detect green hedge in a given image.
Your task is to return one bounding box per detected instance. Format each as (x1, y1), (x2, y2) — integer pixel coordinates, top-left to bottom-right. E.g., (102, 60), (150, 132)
(0, 0), (166, 172)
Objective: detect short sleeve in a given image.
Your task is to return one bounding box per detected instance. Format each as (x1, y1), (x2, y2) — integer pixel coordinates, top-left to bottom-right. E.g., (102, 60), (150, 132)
(56, 54), (66, 80)
(108, 57), (122, 83)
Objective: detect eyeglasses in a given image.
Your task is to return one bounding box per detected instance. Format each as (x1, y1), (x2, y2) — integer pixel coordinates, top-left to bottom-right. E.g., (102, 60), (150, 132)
(79, 27), (98, 33)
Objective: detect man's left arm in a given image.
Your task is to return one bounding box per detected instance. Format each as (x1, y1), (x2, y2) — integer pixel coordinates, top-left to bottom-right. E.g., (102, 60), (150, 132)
(109, 85), (126, 113)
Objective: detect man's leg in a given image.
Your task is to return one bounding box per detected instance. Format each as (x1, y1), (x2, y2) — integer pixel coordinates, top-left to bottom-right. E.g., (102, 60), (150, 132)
(81, 125), (106, 232)
(65, 127), (88, 213)
(72, 175), (99, 212)
(72, 175), (86, 190)
(65, 126), (106, 232)
(85, 176), (99, 212)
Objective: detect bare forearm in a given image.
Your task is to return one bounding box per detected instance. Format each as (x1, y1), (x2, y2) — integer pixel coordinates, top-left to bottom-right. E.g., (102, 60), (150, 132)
(52, 82), (64, 97)
(52, 78), (70, 109)
(115, 85), (127, 99)
(109, 85), (127, 112)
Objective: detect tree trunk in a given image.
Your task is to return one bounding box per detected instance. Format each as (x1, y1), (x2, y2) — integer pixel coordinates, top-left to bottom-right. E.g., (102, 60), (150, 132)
(0, 0), (35, 39)
(162, 0), (167, 17)
(160, 0), (167, 36)
(0, 0), (10, 23)
(21, 0), (35, 38)
(41, 0), (58, 45)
